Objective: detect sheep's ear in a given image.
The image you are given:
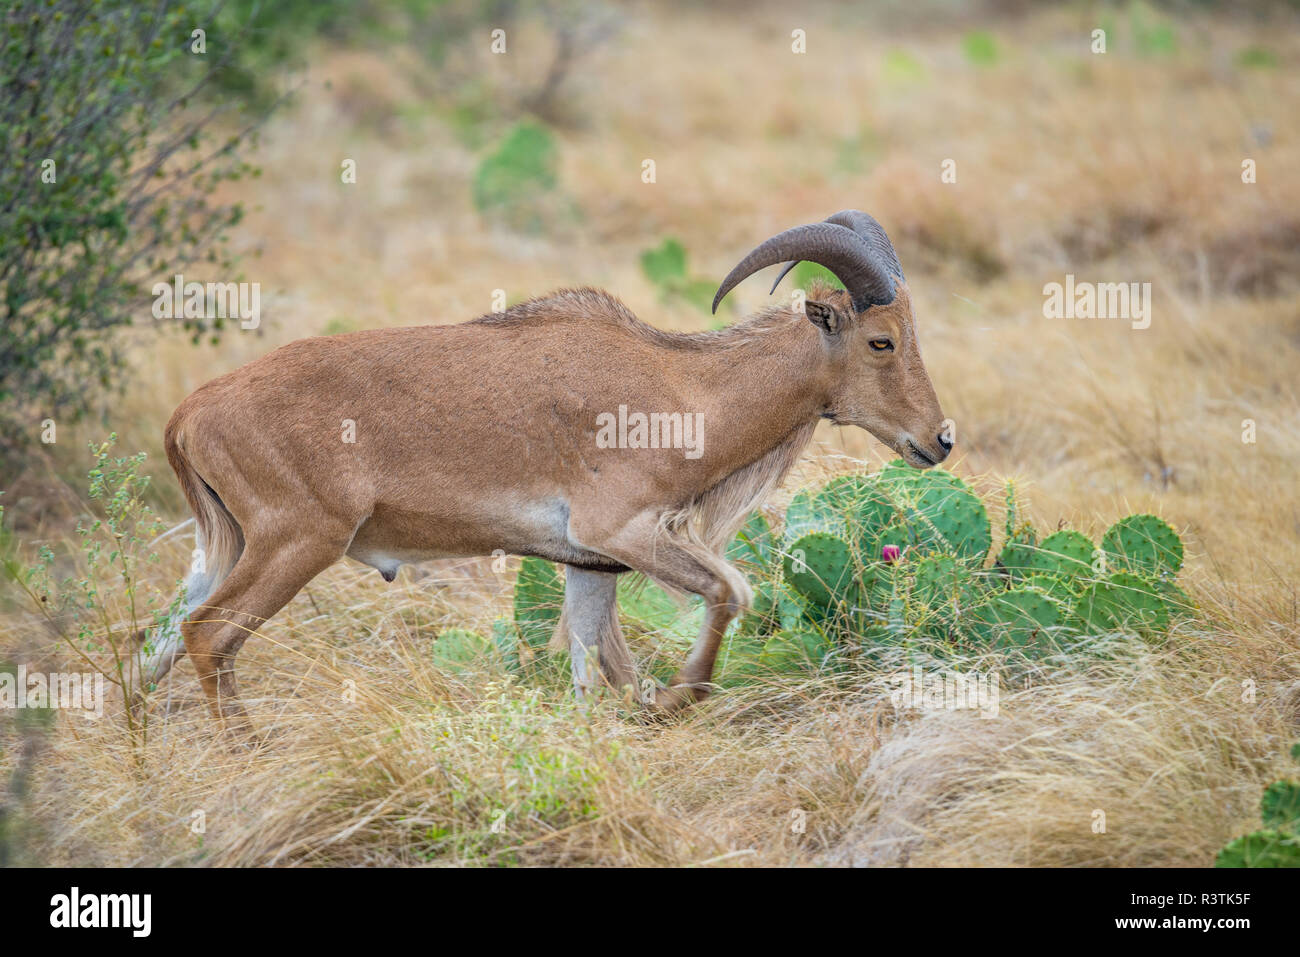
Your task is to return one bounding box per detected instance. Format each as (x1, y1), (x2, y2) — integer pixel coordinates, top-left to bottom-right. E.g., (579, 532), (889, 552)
(804, 300), (843, 335)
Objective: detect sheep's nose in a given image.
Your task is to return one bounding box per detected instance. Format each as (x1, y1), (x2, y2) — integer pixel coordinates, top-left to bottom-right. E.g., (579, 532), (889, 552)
(936, 431), (953, 454)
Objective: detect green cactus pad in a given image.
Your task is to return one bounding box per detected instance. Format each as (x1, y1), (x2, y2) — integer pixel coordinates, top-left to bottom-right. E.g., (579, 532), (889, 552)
(432, 627), (491, 672)
(617, 576), (703, 641)
(1073, 571), (1170, 636)
(759, 628), (833, 671)
(1025, 529), (1095, 579)
(863, 463), (992, 564)
(970, 586), (1063, 652)
(1102, 513), (1184, 579)
(1214, 829), (1300, 868)
(817, 473), (888, 519)
(904, 557), (976, 642)
(823, 474), (903, 555)
(715, 629), (767, 687)
(491, 618), (520, 671)
(1021, 573), (1079, 605)
(785, 471), (907, 560)
(783, 532), (854, 607)
(738, 576), (804, 638)
(903, 469), (993, 565)
(513, 556), (565, 649)
(780, 488), (821, 540)
(911, 554), (975, 604)
(1260, 779), (1300, 830)
(784, 489), (834, 542)
(996, 536), (1038, 578)
(726, 510), (775, 568)
(1155, 579), (1196, 622)
(1003, 480), (1021, 540)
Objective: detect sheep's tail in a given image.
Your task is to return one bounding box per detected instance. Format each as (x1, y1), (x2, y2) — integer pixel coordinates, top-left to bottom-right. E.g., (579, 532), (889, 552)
(136, 419), (244, 688)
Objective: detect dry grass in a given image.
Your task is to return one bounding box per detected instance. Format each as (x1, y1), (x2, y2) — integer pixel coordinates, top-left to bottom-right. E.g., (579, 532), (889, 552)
(3, 2), (1300, 866)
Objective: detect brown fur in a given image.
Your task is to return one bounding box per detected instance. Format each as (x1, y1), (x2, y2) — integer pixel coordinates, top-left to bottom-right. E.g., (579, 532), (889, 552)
(150, 278), (948, 733)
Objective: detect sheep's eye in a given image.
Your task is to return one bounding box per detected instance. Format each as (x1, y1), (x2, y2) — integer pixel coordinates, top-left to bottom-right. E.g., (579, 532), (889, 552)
(869, 338), (893, 352)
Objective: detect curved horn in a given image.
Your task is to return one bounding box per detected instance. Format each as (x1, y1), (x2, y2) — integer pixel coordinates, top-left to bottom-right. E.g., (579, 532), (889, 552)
(823, 210), (904, 282)
(712, 210), (902, 314)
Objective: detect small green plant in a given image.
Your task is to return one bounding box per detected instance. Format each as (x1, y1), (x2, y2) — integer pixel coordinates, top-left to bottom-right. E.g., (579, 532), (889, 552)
(882, 48), (927, 85)
(962, 31), (999, 66)
(1130, 5), (1176, 57)
(1235, 46), (1278, 70)
(6, 436), (184, 744)
(473, 122), (561, 233)
(639, 238), (718, 313)
(431, 628), (491, 673)
(512, 556), (565, 653)
(1215, 746), (1300, 868)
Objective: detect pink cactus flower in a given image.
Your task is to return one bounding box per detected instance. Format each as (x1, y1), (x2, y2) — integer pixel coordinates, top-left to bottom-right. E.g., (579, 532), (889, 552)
(882, 544), (902, 564)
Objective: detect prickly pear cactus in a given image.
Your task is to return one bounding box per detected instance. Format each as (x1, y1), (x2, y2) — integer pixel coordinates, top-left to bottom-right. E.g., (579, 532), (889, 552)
(905, 470), (992, 564)
(513, 556), (564, 649)
(617, 576), (702, 641)
(759, 627), (833, 671)
(1101, 514), (1184, 580)
(737, 575), (803, 638)
(874, 462), (992, 564)
(1073, 571), (1169, 636)
(784, 531), (854, 608)
(971, 586), (1063, 653)
(431, 627), (490, 672)
(911, 554), (976, 607)
(820, 474), (892, 527)
(908, 554), (978, 638)
(1026, 529), (1095, 580)
(709, 465), (1198, 685)
(1260, 780), (1300, 830)
(1214, 830), (1300, 867)
(726, 510), (775, 568)
(492, 618), (520, 671)
(1155, 579), (1196, 623)
(783, 487), (843, 543)
(837, 475), (907, 558)
(996, 480), (1039, 578)
(1216, 747), (1300, 867)
(1021, 573), (1078, 605)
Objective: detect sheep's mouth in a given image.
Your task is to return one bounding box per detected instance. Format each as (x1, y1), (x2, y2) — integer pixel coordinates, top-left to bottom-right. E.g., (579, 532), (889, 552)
(903, 439), (937, 468)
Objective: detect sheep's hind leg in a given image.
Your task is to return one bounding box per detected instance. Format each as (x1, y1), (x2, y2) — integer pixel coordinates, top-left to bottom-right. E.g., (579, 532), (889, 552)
(182, 534), (344, 740)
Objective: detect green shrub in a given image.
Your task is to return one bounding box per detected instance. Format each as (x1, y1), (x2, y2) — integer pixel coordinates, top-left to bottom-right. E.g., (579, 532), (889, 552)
(5, 435), (182, 742)
(472, 122), (560, 233)
(1216, 746), (1300, 868)
(639, 238), (717, 313)
(962, 31), (999, 66)
(0, 0), (262, 460)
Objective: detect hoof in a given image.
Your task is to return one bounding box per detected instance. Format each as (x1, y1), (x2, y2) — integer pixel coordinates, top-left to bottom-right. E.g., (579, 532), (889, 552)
(648, 679), (711, 717)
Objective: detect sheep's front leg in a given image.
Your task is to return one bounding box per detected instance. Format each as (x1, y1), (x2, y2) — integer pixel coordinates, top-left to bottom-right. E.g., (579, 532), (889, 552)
(578, 510), (752, 713)
(555, 566), (639, 702)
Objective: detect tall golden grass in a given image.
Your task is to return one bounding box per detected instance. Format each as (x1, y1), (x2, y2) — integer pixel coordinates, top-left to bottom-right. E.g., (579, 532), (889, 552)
(3, 3), (1298, 866)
